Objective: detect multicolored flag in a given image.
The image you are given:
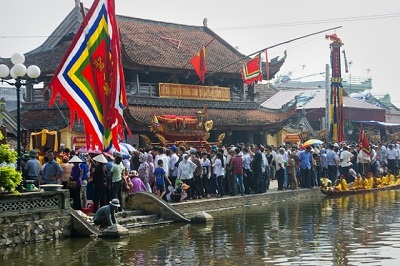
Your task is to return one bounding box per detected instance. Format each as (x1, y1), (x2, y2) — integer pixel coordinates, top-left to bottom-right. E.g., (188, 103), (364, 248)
(49, 0), (126, 152)
(241, 53), (263, 85)
(191, 47), (207, 84)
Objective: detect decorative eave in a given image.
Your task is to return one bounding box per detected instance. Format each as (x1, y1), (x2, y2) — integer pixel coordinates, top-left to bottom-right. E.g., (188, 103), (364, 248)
(261, 50), (287, 80)
(126, 105), (295, 128)
(127, 97), (260, 110)
(1, 109), (25, 136)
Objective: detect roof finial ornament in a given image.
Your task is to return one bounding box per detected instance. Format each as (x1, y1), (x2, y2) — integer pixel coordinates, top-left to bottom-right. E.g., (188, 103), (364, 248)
(203, 18), (208, 27)
(75, 0), (80, 8)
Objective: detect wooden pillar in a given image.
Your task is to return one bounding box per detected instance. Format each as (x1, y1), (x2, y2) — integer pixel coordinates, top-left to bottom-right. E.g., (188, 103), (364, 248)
(247, 130), (254, 145)
(260, 130), (267, 145)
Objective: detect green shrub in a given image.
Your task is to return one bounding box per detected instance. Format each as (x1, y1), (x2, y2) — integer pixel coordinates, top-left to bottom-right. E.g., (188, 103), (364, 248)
(0, 165), (22, 192)
(0, 132), (22, 193)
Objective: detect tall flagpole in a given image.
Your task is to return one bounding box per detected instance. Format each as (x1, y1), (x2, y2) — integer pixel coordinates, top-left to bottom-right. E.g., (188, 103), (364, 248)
(205, 26), (342, 78)
(325, 63), (330, 139)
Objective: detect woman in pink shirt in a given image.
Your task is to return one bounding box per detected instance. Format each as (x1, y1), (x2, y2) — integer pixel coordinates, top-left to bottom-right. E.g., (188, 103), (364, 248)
(129, 170), (147, 194)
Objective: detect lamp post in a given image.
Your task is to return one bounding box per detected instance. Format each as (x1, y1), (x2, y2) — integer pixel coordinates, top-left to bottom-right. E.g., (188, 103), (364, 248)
(0, 53), (41, 171)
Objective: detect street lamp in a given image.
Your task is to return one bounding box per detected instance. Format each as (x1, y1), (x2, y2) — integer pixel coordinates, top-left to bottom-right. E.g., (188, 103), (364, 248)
(0, 53), (41, 171)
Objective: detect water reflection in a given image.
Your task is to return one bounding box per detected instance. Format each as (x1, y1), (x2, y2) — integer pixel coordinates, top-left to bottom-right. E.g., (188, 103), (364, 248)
(1, 190), (400, 265)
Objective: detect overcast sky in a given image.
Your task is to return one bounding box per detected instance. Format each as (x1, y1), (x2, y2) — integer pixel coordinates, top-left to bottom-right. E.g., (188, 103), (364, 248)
(1, 0), (399, 105)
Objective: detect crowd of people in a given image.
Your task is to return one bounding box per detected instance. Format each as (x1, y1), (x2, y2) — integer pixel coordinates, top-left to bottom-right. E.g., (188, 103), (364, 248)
(19, 139), (400, 215)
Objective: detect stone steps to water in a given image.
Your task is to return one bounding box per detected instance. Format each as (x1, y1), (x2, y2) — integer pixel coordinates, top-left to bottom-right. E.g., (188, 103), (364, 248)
(122, 219), (173, 229)
(115, 209), (145, 218)
(118, 214), (158, 225)
(116, 210), (174, 229)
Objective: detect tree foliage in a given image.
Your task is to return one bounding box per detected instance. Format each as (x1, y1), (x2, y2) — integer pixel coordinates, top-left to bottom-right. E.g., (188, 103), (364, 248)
(0, 132), (22, 193)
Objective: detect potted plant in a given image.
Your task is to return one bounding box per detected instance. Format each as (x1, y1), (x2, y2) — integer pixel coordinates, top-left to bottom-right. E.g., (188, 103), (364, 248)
(0, 132), (22, 194)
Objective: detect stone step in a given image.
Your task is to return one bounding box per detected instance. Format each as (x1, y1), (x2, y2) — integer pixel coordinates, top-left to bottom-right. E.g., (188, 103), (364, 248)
(115, 209), (145, 218)
(123, 219), (174, 229)
(118, 214), (159, 226)
(117, 212), (175, 229)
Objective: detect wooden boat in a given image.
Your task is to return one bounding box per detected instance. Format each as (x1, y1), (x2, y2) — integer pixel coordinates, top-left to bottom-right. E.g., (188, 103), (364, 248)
(321, 183), (400, 196)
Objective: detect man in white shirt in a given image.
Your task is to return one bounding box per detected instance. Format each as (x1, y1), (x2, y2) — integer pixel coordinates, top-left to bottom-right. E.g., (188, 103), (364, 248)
(386, 144), (398, 175)
(282, 146), (289, 189)
(339, 146), (354, 183)
(168, 145), (179, 187)
(275, 148), (285, 190)
(260, 147), (269, 192)
(155, 147), (169, 177)
(242, 148), (253, 194)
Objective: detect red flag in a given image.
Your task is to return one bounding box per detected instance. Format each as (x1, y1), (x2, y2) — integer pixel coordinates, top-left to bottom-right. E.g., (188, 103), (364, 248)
(265, 50), (270, 80)
(359, 125), (371, 155)
(241, 53), (263, 85)
(191, 47), (207, 84)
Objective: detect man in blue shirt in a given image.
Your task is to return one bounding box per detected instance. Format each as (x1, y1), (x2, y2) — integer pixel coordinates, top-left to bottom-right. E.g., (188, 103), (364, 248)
(93, 198), (119, 229)
(299, 146), (312, 188)
(41, 151), (63, 184)
(24, 150), (41, 187)
(326, 144), (339, 183)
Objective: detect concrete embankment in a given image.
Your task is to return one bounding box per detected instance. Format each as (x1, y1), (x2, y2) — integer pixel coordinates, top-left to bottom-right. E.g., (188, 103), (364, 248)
(64, 180), (323, 235)
(170, 180), (324, 217)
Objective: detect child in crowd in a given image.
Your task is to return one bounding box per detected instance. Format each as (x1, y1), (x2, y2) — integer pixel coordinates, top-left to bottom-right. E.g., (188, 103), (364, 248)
(171, 179), (189, 202)
(154, 159), (172, 199)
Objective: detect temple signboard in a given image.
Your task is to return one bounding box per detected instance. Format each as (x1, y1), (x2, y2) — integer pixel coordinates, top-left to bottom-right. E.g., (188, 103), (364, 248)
(159, 83), (231, 101)
(72, 136), (86, 150)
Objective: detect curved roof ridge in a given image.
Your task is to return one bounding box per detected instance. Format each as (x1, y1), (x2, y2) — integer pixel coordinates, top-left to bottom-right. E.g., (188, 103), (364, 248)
(116, 14), (206, 30)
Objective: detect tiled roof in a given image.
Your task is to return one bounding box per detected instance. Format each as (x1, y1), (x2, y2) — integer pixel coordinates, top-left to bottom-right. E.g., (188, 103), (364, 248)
(254, 83), (280, 102)
(24, 42), (72, 76)
(20, 108), (84, 132)
(20, 109), (68, 131)
(19, 105), (292, 132)
(127, 105), (294, 127)
(18, 7), (285, 79)
(118, 16), (246, 74)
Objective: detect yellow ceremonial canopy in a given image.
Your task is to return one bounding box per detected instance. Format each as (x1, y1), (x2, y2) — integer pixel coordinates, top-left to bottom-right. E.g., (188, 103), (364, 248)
(29, 129), (59, 152)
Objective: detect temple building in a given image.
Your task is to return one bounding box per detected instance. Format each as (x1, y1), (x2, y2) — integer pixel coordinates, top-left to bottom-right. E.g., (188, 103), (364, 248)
(1, 4), (293, 150)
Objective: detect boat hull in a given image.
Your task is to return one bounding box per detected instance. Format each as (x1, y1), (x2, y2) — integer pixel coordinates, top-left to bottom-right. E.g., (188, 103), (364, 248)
(321, 183), (400, 196)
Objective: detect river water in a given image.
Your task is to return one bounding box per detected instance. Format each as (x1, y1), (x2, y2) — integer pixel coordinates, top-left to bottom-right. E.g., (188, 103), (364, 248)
(1, 190), (400, 265)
